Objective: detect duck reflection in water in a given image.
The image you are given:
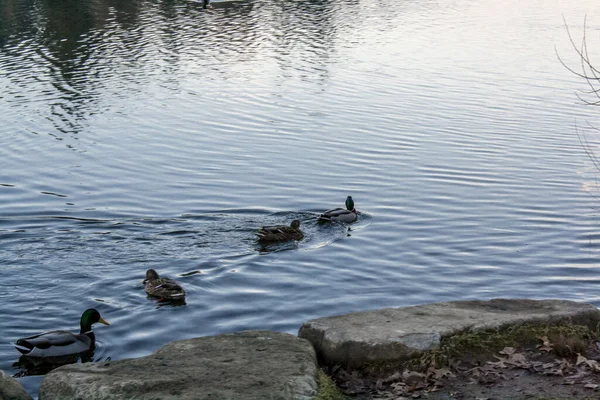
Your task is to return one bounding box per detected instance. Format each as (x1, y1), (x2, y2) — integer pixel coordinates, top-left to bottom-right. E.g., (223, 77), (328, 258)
(13, 350), (105, 377)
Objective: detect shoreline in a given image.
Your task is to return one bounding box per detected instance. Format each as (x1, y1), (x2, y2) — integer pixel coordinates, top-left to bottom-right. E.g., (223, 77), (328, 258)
(3, 298), (600, 400)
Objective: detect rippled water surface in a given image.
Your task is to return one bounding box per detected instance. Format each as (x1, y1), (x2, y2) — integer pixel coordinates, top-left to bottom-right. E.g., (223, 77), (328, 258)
(2, 0), (600, 396)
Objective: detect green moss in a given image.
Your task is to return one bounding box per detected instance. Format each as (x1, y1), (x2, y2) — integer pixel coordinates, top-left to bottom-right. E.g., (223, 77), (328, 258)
(414, 323), (595, 370)
(315, 369), (345, 400)
(357, 323), (597, 375)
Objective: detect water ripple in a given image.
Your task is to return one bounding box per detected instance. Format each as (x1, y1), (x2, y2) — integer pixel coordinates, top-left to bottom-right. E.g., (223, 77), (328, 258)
(3, 0), (600, 397)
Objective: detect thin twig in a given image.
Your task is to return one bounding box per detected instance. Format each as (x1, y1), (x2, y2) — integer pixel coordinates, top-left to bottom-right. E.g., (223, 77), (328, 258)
(559, 16), (600, 106)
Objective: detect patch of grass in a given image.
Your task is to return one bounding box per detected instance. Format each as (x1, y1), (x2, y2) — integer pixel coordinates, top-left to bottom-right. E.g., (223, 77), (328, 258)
(414, 323), (595, 370)
(356, 323), (597, 376)
(315, 368), (345, 400)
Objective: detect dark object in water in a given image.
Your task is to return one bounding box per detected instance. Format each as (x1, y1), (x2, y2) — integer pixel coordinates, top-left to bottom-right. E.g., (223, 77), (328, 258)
(256, 220), (304, 243)
(143, 269), (186, 301)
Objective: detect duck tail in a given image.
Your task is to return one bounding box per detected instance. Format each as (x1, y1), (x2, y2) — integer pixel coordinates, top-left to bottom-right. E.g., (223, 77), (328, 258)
(318, 214), (332, 222)
(13, 341), (33, 354)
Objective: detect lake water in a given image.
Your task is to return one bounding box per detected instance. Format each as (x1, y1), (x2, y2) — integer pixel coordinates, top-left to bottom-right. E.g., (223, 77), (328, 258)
(2, 0), (600, 396)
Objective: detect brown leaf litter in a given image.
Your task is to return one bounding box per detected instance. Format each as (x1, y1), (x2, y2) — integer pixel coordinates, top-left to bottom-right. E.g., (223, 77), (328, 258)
(327, 331), (600, 400)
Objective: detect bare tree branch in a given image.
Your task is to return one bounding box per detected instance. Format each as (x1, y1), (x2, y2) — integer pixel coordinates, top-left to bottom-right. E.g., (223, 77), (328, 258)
(558, 16), (600, 106)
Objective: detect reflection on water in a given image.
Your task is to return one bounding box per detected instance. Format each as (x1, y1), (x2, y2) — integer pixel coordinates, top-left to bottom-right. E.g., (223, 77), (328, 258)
(0, 0), (345, 142)
(3, 0), (600, 398)
(13, 350), (100, 377)
(145, 296), (187, 308)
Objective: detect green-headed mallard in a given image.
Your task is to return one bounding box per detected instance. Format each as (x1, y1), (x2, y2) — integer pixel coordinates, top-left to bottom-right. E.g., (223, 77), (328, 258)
(13, 308), (109, 358)
(318, 196), (358, 223)
(143, 269), (186, 301)
(256, 220), (304, 243)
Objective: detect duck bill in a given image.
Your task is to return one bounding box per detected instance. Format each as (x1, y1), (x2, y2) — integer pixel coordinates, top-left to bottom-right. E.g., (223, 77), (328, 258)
(99, 318), (110, 326)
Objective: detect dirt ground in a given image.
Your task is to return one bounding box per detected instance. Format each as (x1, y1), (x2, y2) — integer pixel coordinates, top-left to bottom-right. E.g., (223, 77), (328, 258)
(404, 371), (600, 400)
(329, 336), (600, 400)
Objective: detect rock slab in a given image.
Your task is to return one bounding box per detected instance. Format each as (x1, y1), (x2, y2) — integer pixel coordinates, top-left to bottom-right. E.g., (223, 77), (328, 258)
(39, 330), (318, 400)
(298, 298), (600, 368)
(0, 369), (32, 400)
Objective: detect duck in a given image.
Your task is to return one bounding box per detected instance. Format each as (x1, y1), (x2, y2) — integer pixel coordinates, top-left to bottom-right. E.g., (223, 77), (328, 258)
(13, 308), (109, 358)
(256, 220), (304, 243)
(318, 196), (359, 223)
(143, 269), (186, 301)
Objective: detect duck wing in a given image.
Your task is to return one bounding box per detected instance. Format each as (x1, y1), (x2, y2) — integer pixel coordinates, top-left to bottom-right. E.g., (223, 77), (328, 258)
(320, 207), (358, 223)
(319, 207), (348, 220)
(14, 330), (91, 356)
(145, 278), (186, 300)
(257, 225), (286, 233)
(256, 225), (302, 242)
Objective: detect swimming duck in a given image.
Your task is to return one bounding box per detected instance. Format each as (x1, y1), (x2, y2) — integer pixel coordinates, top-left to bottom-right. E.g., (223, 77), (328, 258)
(318, 196), (358, 223)
(13, 308), (109, 358)
(143, 269), (186, 301)
(256, 220), (304, 243)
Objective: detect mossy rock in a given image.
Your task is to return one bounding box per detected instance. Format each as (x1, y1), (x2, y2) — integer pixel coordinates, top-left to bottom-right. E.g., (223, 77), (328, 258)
(358, 322), (597, 375)
(300, 299), (600, 370)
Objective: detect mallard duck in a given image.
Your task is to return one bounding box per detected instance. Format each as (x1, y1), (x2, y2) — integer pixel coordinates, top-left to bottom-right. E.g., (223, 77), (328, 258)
(256, 220), (304, 243)
(318, 196), (358, 223)
(143, 269), (186, 301)
(13, 308), (109, 358)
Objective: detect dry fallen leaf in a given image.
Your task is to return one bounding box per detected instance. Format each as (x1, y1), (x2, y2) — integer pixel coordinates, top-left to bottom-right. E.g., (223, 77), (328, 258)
(576, 354), (588, 366)
(586, 359), (600, 372)
(584, 383), (599, 389)
(380, 371), (403, 384)
(390, 381), (409, 394)
(428, 366), (455, 379)
(541, 358), (571, 376)
(499, 347), (516, 355)
(537, 335), (554, 353)
(402, 370), (426, 386)
(564, 369), (589, 383)
(486, 357), (508, 369)
(506, 352), (530, 368)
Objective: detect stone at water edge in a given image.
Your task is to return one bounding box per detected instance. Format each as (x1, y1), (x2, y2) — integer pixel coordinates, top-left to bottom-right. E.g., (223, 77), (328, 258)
(0, 370), (33, 400)
(298, 298), (600, 369)
(39, 330), (318, 400)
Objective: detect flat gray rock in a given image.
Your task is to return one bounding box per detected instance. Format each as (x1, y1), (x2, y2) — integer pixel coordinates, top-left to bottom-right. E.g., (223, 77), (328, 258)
(39, 330), (318, 400)
(298, 299), (600, 368)
(0, 369), (32, 400)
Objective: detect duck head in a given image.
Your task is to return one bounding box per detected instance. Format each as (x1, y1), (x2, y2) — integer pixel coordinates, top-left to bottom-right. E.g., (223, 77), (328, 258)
(80, 308), (109, 334)
(144, 269), (160, 283)
(345, 196), (355, 211)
